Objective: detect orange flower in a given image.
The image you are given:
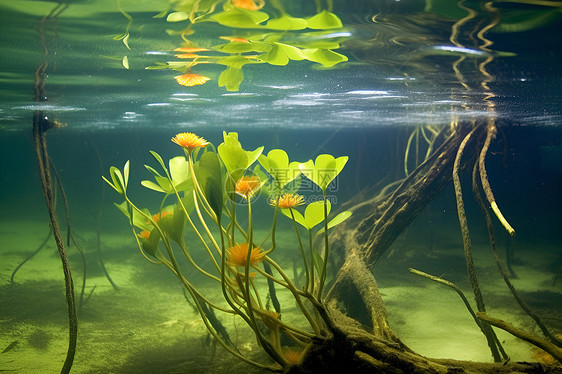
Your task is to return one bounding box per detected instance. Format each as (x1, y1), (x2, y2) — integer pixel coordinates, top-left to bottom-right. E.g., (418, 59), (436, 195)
(174, 47), (210, 53)
(283, 348), (302, 365)
(235, 176), (261, 199)
(270, 193), (304, 209)
(174, 73), (210, 87)
(226, 242), (265, 267)
(151, 211), (172, 223)
(171, 132), (209, 152)
(232, 0), (264, 11)
(138, 230), (151, 240)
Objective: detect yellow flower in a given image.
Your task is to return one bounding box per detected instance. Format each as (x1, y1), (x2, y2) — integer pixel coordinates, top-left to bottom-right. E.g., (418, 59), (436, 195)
(226, 243), (265, 267)
(171, 132), (209, 152)
(174, 73), (210, 87)
(270, 193), (304, 209)
(235, 176), (261, 199)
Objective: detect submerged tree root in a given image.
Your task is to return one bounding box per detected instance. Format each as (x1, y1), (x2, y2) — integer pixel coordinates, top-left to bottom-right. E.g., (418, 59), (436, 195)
(313, 121), (562, 373)
(284, 304), (562, 374)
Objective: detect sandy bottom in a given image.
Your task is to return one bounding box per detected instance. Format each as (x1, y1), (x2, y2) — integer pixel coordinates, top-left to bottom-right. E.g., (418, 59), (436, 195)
(1, 218), (560, 373)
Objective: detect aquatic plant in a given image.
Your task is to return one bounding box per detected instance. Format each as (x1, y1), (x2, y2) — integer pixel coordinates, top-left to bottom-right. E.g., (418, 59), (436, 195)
(104, 131), (352, 371)
(146, 1), (349, 90)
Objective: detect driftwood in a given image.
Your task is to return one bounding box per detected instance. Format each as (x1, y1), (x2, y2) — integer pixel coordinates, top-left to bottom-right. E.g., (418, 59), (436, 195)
(281, 121), (562, 373)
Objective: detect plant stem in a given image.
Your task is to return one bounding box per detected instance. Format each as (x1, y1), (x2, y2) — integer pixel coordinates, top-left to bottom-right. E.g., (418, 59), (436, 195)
(318, 189), (330, 299)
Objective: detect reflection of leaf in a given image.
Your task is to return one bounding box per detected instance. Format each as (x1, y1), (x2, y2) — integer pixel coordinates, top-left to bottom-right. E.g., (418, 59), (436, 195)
(306, 10), (343, 29)
(212, 7), (269, 28)
(259, 42), (305, 66)
(122, 56), (129, 69)
(215, 40), (271, 53)
(217, 55), (261, 69)
(153, 10), (168, 18)
(167, 11), (188, 22)
(265, 14), (307, 30)
(113, 33), (127, 40)
(218, 67), (244, 91)
(122, 33), (130, 50)
(302, 48), (347, 67)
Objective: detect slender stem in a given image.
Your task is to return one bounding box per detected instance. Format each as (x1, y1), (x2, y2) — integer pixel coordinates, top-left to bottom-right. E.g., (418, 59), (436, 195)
(266, 258), (321, 335)
(308, 230), (315, 295)
(289, 208), (310, 291)
(317, 189), (330, 299)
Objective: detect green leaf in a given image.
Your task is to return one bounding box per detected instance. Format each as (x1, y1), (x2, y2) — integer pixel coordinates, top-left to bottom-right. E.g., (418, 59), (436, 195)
(169, 156), (189, 186)
(299, 154), (348, 191)
(141, 180), (165, 193)
(217, 55), (257, 69)
(212, 8), (269, 28)
(153, 9), (168, 18)
(215, 41), (271, 54)
(218, 132), (264, 181)
(149, 150), (168, 173)
(281, 207), (307, 228)
(114, 201), (151, 231)
(259, 42), (305, 65)
(218, 66), (244, 91)
(218, 143), (248, 181)
(122, 55), (129, 69)
(259, 43), (289, 65)
(316, 210), (352, 235)
(140, 228), (161, 257)
(167, 11), (189, 22)
(265, 14), (307, 30)
(258, 149), (301, 189)
(142, 156), (192, 194)
(304, 200), (331, 229)
(145, 62), (171, 70)
(302, 48), (348, 67)
(113, 32), (126, 40)
(158, 205), (185, 244)
(196, 152), (223, 218)
(306, 10), (343, 30)
(122, 34), (131, 50)
(110, 167), (124, 194)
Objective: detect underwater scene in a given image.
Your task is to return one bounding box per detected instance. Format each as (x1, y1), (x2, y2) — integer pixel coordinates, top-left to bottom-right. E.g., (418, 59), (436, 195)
(1, 0), (561, 373)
